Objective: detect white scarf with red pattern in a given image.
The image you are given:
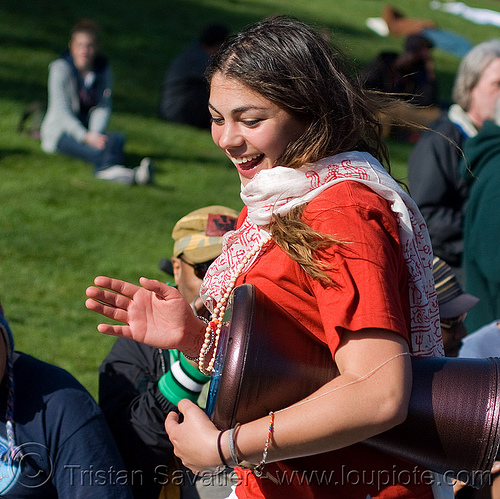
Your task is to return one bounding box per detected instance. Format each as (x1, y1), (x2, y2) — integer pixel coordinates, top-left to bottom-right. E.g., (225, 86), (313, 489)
(200, 151), (443, 357)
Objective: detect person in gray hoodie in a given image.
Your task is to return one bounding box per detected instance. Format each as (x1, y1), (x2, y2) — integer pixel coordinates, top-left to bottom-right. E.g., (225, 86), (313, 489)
(40, 19), (153, 185)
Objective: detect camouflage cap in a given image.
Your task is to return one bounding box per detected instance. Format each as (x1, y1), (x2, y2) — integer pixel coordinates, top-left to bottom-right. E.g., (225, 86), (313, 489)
(172, 205), (238, 263)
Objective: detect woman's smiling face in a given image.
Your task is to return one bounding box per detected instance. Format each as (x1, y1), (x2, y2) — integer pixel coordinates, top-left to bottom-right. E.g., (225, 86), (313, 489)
(209, 72), (307, 186)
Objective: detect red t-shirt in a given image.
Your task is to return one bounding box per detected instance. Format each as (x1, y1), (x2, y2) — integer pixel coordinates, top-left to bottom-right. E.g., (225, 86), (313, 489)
(233, 181), (433, 498)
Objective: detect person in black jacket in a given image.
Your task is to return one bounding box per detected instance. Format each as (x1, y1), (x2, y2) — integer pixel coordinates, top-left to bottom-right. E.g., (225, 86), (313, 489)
(361, 33), (441, 140)
(0, 304), (133, 498)
(98, 206), (237, 499)
(362, 34), (438, 108)
(158, 24), (229, 129)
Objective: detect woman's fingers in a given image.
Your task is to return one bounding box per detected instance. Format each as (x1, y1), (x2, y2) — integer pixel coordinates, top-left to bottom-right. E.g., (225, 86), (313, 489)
(165, 400), (222, 475)
(85, 286), (132, 311)
(93, 276), (140, 297)
(85, 276), (141, 319)
(177, 398), (199, 413)
(139, 277), (175, 299)
(165, 409), (180, 432)
(85, 277), (136, 326)
(165, 399), (206, 439)
(85, 298), (130, 324)
(86, 275), (197, 349)
(97, 323), (132, 338)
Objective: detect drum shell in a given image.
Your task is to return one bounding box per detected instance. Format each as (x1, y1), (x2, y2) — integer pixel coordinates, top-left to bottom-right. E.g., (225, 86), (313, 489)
(206, 284), (500, 487)
(207, 283), (338, 430)
(367, 356), (500, 487)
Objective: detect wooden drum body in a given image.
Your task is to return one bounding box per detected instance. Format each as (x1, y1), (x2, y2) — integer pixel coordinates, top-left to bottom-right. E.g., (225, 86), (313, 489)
(206, 284), (500, 487)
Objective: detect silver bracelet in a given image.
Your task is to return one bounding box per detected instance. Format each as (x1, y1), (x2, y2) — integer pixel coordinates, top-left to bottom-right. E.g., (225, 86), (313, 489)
(197, 315), (215, 351)
(228, 423), (242, 467)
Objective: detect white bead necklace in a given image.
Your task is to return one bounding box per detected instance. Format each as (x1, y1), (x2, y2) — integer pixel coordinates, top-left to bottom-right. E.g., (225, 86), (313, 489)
(198, 233), (272, 375)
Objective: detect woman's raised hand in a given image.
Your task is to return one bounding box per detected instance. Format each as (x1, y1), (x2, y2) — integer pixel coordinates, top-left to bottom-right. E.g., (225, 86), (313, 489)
(85, 276), (205, 355)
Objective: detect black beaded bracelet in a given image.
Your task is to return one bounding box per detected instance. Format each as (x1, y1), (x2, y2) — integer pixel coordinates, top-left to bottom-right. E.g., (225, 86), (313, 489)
(217, 430), (230, 469)
(182, 353), (199, 362)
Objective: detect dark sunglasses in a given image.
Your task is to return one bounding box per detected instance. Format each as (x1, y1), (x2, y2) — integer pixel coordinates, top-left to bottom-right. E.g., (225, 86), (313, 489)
(179, 256), (216, 280)
(440, 312), (467, 330)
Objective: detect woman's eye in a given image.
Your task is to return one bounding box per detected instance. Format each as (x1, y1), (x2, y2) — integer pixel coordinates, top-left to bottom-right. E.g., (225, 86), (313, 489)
(210, 117), (224, 125)
(242, 119), (261, 127)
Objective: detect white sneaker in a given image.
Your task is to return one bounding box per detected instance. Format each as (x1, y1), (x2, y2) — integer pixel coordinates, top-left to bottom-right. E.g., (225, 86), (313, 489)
(134, 157), (155, 185)
(366, 17), (389, 37)
(96, 165), (135, 184)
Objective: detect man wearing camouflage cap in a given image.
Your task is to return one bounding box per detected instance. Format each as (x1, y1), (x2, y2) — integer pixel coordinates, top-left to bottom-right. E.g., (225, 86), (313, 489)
(99, 205), (238, 499)
(164, 205), (239, 316)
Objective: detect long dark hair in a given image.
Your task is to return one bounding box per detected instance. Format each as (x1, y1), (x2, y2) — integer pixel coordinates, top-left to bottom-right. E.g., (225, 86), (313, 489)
(206, 15), (389, 169)
(206, 16), (391, 285)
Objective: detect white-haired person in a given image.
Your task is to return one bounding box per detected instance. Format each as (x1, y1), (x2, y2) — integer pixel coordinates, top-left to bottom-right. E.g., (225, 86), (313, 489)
(408, 39), (500, 285)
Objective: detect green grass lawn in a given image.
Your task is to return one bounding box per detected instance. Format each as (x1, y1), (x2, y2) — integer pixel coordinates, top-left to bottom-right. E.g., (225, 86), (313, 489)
(1, 0), (499, 398)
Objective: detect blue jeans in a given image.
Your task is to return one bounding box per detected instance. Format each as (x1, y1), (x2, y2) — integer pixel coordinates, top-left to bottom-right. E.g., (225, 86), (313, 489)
(56, 132), (125, 174)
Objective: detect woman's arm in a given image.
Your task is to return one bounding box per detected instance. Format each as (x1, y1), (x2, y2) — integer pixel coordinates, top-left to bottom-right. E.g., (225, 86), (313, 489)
(165, 327), (411, 474)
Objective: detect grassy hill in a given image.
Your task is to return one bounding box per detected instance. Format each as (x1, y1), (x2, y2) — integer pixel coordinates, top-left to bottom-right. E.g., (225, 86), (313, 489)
(1, 0), (499, 398)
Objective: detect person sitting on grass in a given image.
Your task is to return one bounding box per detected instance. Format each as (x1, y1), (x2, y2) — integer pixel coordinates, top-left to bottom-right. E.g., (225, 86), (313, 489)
(0, 300), (133, 498)
(40, 18), (154, 186)
(99, 205), (238, 499)
(432, 255), (479, 357)
(158, 24), (229, 130)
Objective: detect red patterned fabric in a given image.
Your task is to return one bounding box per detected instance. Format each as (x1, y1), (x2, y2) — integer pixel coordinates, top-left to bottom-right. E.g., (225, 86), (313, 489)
(231, 182), (435, 498)
(201, 152), (443, 357)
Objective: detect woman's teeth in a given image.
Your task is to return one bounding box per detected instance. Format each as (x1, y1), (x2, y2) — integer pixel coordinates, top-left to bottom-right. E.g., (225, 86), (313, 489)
(233, 154), (261, 165)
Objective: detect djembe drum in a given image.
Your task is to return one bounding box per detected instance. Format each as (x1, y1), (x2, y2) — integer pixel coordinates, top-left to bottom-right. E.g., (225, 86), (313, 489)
(206, 284), (500, 488)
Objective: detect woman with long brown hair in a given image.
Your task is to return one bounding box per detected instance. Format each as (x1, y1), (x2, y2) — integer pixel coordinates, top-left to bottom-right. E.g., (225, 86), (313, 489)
(86, 16), (443, 498)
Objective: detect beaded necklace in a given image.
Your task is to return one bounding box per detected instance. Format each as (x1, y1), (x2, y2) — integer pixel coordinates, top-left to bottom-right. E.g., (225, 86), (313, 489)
(2, 358), (21, 462)
(0, 319), (22, 463)
(198, 233), (272, 375)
